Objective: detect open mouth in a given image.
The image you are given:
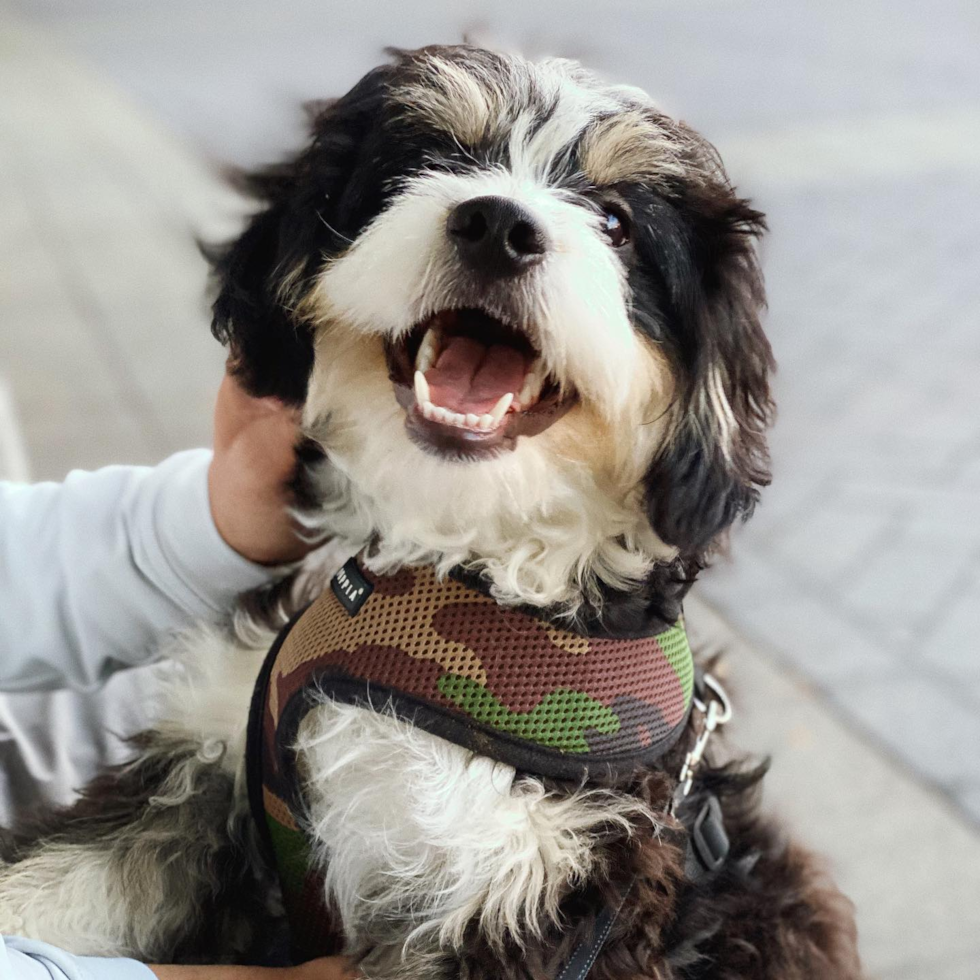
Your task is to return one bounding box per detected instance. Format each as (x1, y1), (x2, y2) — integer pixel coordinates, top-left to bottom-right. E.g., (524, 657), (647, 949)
(386, 308), (577, 457)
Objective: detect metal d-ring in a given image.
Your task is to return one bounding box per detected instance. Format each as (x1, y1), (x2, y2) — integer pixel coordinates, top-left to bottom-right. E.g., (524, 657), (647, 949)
(693, 673), (733, 727)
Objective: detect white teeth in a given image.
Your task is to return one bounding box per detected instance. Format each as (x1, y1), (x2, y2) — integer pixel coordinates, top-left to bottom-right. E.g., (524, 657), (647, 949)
(415, 362), (514, 431)
(415, 328), (439, 373)
(417, 398), (507, 432)
(489, 392), (514, 423)
(518, 359), (545, 408)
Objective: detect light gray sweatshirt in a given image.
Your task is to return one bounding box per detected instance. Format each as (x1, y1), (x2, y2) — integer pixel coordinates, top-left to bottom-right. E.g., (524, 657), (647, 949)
(0, 449), (283, 980)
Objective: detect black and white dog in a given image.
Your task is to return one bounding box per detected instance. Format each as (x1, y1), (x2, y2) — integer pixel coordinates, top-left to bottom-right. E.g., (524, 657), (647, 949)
(0, 46), (862, 980)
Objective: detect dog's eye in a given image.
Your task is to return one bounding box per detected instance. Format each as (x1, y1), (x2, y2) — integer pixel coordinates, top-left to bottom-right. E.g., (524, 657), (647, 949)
(601, 206), (630, 247)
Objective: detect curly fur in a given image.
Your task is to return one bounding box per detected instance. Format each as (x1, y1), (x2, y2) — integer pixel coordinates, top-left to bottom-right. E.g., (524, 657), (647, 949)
(296, 699), (658, 961)
(205, 44), (774, 627)
(0, 732), (269, 962)
(0, 44), (860, 980)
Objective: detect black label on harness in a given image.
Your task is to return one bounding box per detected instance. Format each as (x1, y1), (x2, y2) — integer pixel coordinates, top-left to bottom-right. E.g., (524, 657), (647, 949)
(331, 558), (374, 616)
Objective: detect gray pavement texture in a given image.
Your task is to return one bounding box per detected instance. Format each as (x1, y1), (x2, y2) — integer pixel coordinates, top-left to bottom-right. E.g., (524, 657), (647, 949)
(688, 600), (980, 980)
(2, 0), (980, 975)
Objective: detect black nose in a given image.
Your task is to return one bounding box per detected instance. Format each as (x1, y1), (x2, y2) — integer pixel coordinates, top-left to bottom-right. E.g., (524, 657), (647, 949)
(446, 196), (549, 277)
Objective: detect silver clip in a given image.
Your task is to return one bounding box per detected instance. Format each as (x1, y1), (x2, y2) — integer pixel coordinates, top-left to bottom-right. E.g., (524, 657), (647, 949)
(670, 673), (732, 814)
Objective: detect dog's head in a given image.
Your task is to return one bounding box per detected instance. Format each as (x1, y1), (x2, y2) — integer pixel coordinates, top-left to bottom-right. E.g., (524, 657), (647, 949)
(209, 45), (774, 627)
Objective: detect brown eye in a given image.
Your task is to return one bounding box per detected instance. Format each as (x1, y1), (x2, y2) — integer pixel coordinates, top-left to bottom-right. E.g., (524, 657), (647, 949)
(601, 206), (630, 247)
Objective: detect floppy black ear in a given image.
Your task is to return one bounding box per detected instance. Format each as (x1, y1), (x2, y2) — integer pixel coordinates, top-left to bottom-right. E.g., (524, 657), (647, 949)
(643, 185), (774, 557)
(206, 193), (315, 404)
(205, 67), (394, 404)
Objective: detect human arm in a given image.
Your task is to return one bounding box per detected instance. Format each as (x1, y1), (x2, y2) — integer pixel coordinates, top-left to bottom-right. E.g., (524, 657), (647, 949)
(150, 958), (358, 980)
(0, 936), (354, 980)
(0, 450), (276, 693)
(0, 373), (311, 694)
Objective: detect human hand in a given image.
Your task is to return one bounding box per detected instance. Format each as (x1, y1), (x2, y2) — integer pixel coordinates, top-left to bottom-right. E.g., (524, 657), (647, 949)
(208, 365), (314, 566)
(150, 956), (359, 980)
(292, 956), (362, 980)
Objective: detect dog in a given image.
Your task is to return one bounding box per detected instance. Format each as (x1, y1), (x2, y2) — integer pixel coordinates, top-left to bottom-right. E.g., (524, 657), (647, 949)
(0, 45), (862, 980)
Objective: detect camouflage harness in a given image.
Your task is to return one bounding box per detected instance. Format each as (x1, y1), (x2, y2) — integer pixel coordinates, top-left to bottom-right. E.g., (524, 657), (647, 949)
(247, 557), (718, 967)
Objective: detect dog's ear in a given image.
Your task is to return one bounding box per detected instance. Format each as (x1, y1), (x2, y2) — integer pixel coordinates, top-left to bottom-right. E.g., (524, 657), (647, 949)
(205, 68), (393, 404)
(206, 188), (315, 404)
(642, 181), (774, 556)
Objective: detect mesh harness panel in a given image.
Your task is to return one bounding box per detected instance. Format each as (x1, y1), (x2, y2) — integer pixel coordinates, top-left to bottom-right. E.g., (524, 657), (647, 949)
(247, 557), (695, 960)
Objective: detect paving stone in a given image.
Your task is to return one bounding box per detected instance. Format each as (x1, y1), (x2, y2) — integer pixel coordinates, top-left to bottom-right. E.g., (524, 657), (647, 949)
(845, 524), (979, 638)
(0, 11), (231, 476)
(920, 564), (980, 681)
(688, 599), (980, 980)
(960, 785), (980, 826)
(834, 483), (980, 533)
(0, 379), (30, 482)
(701, 548), (898, 683)
(769, 492), (902, 587)
(889, 953), (980, 980)
(833, 674), (980, 791)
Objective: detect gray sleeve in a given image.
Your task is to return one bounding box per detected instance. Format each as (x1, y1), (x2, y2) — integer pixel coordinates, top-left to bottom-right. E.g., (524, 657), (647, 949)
(0, 449), (284, 694)
(0, 937), (157, 980)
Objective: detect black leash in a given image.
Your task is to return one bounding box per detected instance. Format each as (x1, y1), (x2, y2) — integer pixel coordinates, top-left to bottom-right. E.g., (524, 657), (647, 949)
(554, 882), (635, 980)
(550, 673), (733, 979)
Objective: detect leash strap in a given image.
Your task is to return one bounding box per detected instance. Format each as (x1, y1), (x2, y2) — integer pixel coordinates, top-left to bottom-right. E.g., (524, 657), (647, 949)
(555, 882), (634, 980)
(550, 793), (730, 980)
(550, 671), (734, 980)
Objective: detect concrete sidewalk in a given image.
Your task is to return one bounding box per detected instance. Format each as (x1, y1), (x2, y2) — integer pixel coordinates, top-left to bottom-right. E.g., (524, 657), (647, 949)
(0, 2), (242, 477)
(1, 10), (978, 977)
(688, 599), (980, 980)
(0, 379), (30, 481)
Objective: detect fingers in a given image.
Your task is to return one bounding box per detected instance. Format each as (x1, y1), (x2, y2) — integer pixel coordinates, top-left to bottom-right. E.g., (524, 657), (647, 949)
(295, 956), (361, 980)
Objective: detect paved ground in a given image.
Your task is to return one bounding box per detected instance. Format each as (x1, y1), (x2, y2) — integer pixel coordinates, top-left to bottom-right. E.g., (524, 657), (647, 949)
(689, 602), (980, 980)
(2, 2), (979, 975)
(0, 1), (243, 477)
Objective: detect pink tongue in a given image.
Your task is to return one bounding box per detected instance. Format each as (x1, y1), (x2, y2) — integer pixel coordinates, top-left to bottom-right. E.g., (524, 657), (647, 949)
(424, 336), (528, 415)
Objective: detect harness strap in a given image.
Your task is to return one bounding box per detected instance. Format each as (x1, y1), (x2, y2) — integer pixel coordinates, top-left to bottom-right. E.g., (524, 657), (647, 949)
(550, 792), (730, 980)
(555, 882), (634, 980)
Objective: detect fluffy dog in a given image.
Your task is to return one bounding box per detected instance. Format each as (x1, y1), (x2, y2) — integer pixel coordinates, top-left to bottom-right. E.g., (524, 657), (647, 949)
(0, 46), (862, 980)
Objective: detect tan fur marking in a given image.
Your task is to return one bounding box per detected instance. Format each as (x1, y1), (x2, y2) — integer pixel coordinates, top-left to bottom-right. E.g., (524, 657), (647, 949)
(580, 112), (686, 185)
(396, 57), (501, 145)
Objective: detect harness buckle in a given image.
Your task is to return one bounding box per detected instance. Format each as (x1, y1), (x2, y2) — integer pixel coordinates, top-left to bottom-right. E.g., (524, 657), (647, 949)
(690, 794), (730, 874)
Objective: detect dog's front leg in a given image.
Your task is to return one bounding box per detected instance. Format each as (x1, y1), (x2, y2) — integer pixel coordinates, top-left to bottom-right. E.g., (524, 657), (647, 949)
(0, 732), (268, 962)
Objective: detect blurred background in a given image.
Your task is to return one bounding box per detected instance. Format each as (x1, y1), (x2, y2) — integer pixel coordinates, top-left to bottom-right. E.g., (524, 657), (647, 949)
(1, 0), (978, 975)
